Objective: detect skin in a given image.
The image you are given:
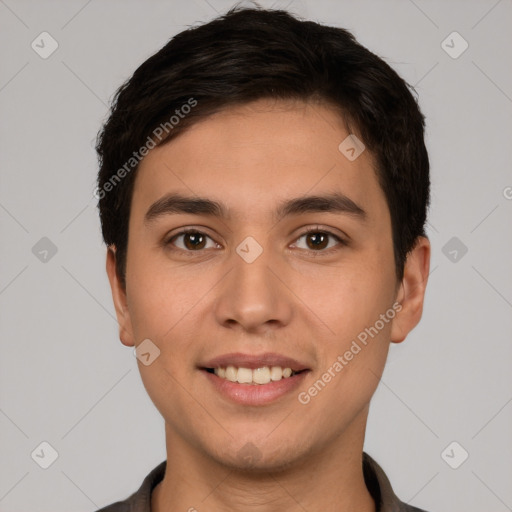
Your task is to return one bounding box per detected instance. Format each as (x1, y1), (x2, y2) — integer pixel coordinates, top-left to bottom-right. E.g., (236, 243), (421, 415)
(106, 98), (430, 512)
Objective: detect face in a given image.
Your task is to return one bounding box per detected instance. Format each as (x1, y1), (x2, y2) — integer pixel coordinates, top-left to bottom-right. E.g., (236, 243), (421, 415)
(107, 98), (429, 471)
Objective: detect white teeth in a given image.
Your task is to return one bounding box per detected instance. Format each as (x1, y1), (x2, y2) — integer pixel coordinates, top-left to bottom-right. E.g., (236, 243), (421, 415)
(236, 367), (253, 384)
(225, 365), (237, 382)
(282, 367), (292, 378)
(253, 366), (271, 384)
(213, 365), (297, 384)
(270, 366), (282, 381)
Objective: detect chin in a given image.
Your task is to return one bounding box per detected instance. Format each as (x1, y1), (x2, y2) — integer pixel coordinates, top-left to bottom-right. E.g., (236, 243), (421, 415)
(210, 438), (311, 475)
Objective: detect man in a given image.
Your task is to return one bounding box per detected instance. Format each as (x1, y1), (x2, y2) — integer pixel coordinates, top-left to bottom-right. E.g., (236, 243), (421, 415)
(95, 6), (431, 511)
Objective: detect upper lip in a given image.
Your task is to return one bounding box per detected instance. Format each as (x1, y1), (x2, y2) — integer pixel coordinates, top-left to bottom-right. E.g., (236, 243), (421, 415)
(199, 352), (310, 372)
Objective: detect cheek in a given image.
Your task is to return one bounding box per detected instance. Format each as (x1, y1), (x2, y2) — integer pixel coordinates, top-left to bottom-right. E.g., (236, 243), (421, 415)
(299, 308), (393, 427)
(317, 262), (394, 341)
(137, 353), (206, 446)
(126, 265), (204, 429)
(306, 255), (396, 402)
(125, 253), (205, 343)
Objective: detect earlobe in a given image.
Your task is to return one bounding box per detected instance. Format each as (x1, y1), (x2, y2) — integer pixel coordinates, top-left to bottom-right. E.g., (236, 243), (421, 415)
(105, 246), (135, 347)
(390, 236), (431, 344)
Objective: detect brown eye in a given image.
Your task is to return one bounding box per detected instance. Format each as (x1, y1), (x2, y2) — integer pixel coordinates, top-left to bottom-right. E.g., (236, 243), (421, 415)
(292, 228), (345, 253)
(167, 230), (217, 252)
(183, 232), (206, 250)
(305, 232), (329, 250)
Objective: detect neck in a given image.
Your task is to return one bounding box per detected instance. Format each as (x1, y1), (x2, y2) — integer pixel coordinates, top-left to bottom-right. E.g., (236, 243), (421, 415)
(152, 412), (375, 512)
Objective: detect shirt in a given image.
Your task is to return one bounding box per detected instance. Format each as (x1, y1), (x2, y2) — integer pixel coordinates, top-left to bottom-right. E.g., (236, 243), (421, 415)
(95, 452), (429, 512)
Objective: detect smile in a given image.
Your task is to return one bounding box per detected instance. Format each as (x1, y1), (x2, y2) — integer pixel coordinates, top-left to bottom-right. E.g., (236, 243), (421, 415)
(206, 365), (302, 385)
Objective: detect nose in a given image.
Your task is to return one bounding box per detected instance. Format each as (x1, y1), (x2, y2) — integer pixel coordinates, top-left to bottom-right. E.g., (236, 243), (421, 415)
(213, 237), (293, 334)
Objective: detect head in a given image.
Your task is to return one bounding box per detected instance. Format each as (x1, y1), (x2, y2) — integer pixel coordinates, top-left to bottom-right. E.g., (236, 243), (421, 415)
(96, 7), (430, 471)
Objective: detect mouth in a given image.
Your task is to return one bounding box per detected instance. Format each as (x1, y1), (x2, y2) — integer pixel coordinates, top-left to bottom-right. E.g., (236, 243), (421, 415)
(198, 352), (311, 405)
(203, 365), (307, 385)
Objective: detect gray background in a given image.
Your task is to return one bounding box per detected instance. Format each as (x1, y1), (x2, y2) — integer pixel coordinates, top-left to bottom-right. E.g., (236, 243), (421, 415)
(1, 0), (511, 510)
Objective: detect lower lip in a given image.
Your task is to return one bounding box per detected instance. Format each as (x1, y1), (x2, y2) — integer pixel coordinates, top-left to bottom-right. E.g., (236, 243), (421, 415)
(201, 369), (310, 406)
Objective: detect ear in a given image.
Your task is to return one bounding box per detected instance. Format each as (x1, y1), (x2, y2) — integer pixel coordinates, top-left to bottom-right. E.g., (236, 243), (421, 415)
(390, 236), (431, 344)
(106, 246), (135, 347)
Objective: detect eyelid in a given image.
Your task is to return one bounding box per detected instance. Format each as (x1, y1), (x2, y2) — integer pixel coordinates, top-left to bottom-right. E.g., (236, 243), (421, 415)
(296, 225), (348, 242)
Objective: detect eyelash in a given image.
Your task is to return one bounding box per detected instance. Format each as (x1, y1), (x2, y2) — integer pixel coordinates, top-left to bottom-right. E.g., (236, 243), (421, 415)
(164, 226), (347, 257)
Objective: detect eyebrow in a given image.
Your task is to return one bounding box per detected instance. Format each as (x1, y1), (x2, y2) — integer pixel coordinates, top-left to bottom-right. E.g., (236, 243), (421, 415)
(144, 191), (366, 226)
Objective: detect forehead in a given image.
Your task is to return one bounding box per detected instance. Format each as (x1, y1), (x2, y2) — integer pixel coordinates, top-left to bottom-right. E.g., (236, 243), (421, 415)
(131, 98), (388, 226)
